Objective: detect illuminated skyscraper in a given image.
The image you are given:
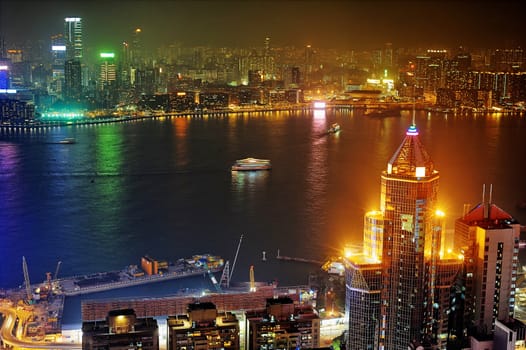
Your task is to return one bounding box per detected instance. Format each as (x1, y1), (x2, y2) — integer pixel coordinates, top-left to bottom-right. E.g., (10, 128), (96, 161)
(98, 52), (117, 108)
(130, 28), (143, 67)
(50, 34), (66, 97)
(64, 59), (82, 101)
(64, 17), (82, 60)
(0, 62), (9, 89)
(345, 125), (461, 350)
(99, 52), (117, 88)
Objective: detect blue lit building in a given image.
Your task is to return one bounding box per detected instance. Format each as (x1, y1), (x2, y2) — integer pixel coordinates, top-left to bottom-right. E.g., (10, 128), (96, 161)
(0, 61), (10, 90)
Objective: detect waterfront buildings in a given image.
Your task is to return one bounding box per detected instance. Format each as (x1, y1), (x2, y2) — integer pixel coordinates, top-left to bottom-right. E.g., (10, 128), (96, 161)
(344, 124), (462, 349)
(79, 287), (315, 350)
(82, 308), (159, 350)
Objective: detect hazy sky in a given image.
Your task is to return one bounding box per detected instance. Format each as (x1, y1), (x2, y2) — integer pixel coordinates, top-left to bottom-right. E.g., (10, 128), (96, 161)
(1, 0), (525, 50)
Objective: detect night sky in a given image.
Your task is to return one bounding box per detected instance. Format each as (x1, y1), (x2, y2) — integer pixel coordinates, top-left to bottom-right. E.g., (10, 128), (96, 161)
(1, 0), (525, 50)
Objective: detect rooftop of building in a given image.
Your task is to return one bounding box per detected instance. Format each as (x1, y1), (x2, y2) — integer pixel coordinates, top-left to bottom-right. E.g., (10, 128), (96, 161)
(386, 124), (437, 179)
(107, 308), (135, 317)
(496, 318), (526, 331)
(188, 301), (216, 311)
(460, 202), (519, 228)
(344, 253), (382, 267)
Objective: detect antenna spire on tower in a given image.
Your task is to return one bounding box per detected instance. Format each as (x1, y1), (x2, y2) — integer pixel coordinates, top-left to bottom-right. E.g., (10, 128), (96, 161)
(489, 184), (493, 204)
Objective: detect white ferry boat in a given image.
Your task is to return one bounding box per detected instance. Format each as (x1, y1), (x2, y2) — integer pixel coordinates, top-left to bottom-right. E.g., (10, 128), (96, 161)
(231, 158), (272, 171)
(58, 137), (76, 144)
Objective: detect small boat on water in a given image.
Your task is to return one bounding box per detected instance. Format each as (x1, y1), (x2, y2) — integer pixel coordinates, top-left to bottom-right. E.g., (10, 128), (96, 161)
(59, 137), (76, 144)
(231, 158), (272, 171)
(327, 123), (341, 134)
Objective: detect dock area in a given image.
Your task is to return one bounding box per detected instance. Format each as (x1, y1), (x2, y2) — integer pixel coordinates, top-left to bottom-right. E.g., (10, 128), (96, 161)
(53, 254), (224, 296)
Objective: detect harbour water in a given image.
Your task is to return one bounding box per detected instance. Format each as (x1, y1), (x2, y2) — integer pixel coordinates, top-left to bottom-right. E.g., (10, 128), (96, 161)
(1, 108), (526, 324)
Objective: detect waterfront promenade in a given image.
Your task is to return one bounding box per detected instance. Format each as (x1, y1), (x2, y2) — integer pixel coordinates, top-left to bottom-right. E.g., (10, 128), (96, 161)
(0, 101), (430, 131)
(2, 100), (524, 132)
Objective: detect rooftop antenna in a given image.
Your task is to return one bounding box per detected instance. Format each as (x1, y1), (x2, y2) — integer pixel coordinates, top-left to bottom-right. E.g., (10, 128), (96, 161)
(482, 183), (486, 204)
(489, 184), (493, 204)
(412, 85), (416, 126)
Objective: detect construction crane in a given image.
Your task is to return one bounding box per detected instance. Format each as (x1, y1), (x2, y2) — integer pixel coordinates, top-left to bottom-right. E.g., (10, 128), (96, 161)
(22, 256), (33, 303)
(54, 261), (62, 281)
(51, 261), (62, 292)
(229, 234), (243, 281)
(220, 234), (243, 289)
(219, 261), (230, 289)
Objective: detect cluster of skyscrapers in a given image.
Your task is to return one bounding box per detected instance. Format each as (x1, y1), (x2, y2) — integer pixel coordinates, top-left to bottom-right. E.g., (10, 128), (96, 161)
(1, 13), (526, 350)
(1, 14), (526, 123)
(344, 124), (523, 349)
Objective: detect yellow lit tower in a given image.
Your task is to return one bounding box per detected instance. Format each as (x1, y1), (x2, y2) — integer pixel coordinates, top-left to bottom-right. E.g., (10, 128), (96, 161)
(344, 124), (462, 350)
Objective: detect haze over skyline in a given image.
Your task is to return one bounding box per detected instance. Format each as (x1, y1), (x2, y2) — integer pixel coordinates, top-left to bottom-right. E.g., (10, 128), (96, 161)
(1, 0), (525, 52)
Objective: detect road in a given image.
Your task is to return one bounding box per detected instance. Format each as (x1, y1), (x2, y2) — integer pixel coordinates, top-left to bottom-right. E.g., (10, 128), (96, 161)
(0, 299), (80, 350)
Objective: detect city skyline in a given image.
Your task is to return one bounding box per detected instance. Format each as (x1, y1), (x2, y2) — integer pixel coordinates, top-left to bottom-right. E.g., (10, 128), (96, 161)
(1, 0), (525, 51)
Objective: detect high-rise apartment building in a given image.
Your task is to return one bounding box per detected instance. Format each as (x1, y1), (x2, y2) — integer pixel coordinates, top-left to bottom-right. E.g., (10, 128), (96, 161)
(82, 308), (159, 350)
(345, 124), (461, 350)
(166, 302), (239, 350)
(64, 17), (82, 60)
(453, 191), (521, 339)
(245, 297), (320, 350)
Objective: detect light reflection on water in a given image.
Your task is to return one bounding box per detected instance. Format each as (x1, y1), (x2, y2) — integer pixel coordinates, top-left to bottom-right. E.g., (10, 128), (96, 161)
(1, 109), (525, 295)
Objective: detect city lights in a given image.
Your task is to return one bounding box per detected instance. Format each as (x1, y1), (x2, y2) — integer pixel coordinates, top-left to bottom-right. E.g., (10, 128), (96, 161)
(100, 52), (115, 58)
(313, 101), (326, 109)
(0, 3), (525, 349)
(51, 45), (66, 51)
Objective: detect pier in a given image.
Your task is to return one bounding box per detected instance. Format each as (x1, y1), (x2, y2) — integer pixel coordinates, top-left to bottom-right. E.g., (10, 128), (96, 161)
(276, 249), (323, 265)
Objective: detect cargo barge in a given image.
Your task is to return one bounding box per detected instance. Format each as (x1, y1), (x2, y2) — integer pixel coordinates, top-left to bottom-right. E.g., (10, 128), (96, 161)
(45, 254), (224, 297)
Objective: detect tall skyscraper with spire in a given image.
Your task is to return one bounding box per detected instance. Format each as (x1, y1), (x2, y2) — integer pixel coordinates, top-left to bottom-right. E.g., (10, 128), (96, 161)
(345, 124), (461, 350)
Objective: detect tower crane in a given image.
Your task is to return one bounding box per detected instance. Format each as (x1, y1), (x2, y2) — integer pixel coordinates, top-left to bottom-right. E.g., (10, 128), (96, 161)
(229, 234), (243, 281)
(22, 256), (33, 303)
(220, 234), (243, 289)
(54, 261), (62, 281)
